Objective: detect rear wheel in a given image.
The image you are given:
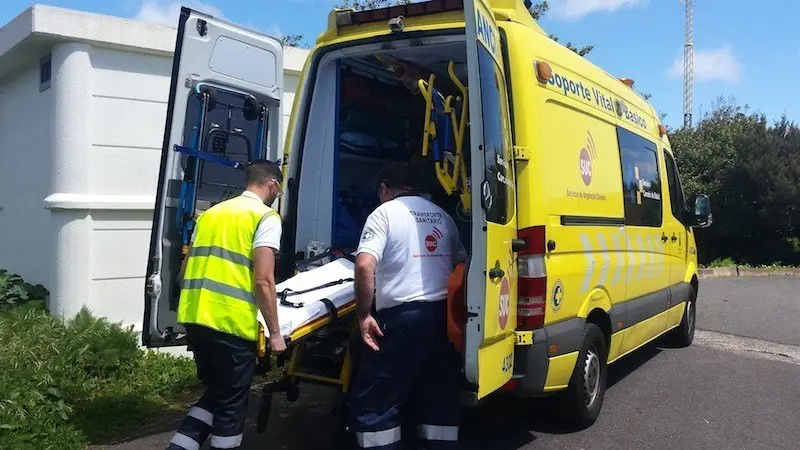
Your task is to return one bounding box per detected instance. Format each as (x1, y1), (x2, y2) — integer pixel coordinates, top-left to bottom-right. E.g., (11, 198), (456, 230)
(560, 323), (607, 429)
(669, 285), (697, 347)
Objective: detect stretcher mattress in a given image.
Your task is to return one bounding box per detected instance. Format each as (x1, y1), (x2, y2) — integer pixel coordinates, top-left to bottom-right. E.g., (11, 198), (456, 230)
(257, 258), (356, 338)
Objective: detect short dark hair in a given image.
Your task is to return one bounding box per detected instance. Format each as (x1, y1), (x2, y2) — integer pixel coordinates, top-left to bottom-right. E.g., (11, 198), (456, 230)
(376, 164), (418, 191)
(246, 160), (282, 186)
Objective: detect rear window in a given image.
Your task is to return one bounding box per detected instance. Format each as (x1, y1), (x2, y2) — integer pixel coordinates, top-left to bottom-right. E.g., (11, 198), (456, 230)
(477, 45), (515, 224)
(617, 127), (662, 227)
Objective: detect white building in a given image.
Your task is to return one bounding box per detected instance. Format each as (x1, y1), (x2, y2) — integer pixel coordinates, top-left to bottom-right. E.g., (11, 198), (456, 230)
(0, 5), (309, 331)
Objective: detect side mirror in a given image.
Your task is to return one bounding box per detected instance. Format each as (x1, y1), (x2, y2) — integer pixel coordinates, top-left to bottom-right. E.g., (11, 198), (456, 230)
(686, 194), (712, 228)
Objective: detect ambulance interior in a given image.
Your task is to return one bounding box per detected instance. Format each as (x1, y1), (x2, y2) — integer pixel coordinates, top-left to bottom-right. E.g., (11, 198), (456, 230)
(293, 38), (473, 259)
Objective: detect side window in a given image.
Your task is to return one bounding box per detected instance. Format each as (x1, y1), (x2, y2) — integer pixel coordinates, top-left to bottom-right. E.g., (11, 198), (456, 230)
(664, 150), (686, 220)
(477, 45), (515, 224)
(617, 128), (662, 227)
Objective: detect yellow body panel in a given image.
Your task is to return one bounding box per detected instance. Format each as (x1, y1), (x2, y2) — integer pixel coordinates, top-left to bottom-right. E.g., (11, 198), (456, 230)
(619, 309), (671, 360)
(666, 302), (687, 330)
(543, 352), (579, 392)
(478, 333), (517, 398)
(608, 331), (625, 363)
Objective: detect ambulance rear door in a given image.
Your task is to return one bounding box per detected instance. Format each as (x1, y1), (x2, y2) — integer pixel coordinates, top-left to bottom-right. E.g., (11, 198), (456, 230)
(143, 7), (283, 347)
(463, 0), (519, 398)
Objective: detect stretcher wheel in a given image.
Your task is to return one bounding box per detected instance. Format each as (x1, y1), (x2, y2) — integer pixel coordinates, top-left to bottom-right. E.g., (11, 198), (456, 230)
(256, 392), (272, 434)
(333, 394), (354, 445)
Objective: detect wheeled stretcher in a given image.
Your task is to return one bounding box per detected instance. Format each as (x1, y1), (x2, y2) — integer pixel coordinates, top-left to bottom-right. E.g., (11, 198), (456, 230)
(253, 250), (361, 439)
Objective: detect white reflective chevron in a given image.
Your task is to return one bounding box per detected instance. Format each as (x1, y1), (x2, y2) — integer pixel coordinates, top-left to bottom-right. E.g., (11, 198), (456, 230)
(636, 235), (646, 281)
(580, 234), (594, 293)
(611, 233), (623, 287)
(645, 235), (654, 280)
(596, 234), (610, 287)
(626, 236), (634, 284)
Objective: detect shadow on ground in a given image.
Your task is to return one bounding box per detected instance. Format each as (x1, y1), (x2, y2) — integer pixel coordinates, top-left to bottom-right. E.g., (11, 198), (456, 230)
(234, 340), (666, 450)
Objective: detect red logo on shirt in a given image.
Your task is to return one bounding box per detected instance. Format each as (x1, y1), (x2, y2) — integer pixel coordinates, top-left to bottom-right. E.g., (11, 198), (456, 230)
(425, 235), (438, 252)
(425, 227), (444, 253)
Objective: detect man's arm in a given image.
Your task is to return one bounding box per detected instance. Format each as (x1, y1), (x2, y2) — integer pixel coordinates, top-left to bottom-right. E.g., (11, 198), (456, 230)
(253, 246), (281, 337)
(355, 253), (378, 319)
(178, 245), (191, 282)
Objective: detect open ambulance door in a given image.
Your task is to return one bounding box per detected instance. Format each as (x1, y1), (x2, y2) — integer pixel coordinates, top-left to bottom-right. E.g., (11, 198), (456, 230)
(143, 7), (283, 347)
(463, 0), (519, 399)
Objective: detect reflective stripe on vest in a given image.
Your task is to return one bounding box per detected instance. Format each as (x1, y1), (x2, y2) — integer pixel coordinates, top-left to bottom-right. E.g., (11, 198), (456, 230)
(177, 194), (279, 341)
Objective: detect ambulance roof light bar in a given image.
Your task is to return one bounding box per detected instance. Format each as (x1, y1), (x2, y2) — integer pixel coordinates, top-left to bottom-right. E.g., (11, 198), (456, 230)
(334, 0), (464, 28)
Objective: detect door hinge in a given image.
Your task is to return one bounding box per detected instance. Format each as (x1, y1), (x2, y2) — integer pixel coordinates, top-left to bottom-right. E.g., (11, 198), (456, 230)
(513, 146), (531, 161)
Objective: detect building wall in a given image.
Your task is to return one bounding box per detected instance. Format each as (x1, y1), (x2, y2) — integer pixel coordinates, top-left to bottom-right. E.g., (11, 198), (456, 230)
(85, 45), (172, 324)
(0, 38), (307, 329)
(0, 59), (55, 289)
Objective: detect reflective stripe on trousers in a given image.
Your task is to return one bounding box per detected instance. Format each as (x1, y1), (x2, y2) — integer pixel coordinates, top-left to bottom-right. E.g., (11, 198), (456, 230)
(210, 433), (244, 449)
(356, 426), (402, 448)
(418, 424), (459, 441)
(170, 432), (201, 450)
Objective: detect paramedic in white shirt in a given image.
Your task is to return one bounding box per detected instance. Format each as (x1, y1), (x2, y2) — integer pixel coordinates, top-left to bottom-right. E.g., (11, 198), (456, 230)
(350, 165), (466, 450)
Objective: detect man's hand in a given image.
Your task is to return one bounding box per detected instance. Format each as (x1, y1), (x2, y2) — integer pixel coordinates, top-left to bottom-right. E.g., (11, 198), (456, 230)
(269, 334), (287, 354)
(359, 314), (384, 351)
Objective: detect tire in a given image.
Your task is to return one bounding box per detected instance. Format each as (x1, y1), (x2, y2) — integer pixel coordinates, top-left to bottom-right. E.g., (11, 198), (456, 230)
(670, 285), (697, 347)
(559, 322), (608, 430)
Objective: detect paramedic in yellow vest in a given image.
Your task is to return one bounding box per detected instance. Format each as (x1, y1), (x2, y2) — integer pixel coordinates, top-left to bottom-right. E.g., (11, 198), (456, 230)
(351, 165), (467, 449)
(167, 160), (286, 450)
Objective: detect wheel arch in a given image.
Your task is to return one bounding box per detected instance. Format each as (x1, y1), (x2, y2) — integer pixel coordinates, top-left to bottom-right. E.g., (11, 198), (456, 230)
(586, 308), (612, 354)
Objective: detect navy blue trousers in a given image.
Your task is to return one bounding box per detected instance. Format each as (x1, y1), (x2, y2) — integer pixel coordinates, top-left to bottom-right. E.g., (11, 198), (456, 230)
(350, 301), (461, 449)
(167, 324), (255, 450)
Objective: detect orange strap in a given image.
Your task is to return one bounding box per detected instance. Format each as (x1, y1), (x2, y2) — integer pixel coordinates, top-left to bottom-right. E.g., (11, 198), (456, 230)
(446, 261), (468, 354)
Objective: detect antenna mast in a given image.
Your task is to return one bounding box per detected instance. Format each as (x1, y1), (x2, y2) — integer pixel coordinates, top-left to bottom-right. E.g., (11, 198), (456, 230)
(682, 0), (694, 129)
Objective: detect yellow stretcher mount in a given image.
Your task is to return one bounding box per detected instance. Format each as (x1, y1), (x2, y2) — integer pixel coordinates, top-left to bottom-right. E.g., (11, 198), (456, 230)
(417, 61), (471, 213)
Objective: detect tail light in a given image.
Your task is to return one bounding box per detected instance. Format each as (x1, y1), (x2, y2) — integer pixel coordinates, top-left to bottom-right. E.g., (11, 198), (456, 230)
(517, 226), (546, 330)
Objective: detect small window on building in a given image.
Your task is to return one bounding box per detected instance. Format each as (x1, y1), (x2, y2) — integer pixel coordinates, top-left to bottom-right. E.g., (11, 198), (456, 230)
(40, 54), (52, 92)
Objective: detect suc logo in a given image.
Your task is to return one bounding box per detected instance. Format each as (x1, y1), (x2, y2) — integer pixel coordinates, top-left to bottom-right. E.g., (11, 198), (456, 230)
(579, 131), (598, 186)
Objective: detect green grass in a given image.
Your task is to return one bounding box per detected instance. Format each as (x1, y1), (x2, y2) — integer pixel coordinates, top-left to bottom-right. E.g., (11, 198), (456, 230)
(0, 303), (202, 449)
(704, 257), (798, 270)
(706, 257), (737, 268)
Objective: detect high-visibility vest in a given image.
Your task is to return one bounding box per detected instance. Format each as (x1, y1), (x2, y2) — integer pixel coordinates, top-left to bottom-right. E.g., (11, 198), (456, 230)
(177, 194), (280, 341)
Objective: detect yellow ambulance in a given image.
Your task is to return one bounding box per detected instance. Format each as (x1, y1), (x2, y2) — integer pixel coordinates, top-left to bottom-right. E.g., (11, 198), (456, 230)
(144, 0), (713, 429)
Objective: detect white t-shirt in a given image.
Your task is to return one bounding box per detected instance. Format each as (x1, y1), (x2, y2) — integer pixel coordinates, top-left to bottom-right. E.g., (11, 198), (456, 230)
(192, 191), (282, 251)
(356, 195), (467, 311)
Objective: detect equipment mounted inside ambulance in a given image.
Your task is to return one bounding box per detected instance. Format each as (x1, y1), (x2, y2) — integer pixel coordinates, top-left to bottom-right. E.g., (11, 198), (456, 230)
(144, 0), (713, 430)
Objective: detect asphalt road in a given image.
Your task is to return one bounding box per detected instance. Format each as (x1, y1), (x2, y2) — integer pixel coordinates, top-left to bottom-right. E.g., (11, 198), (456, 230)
(696, 276), (800, 346)
(100, 276), (800, 450)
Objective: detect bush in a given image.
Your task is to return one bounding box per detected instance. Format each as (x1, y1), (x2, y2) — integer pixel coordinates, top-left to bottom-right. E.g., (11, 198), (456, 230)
(706, 257), (736, 268)
(0, 303), (200, 449)
(0, 270), (48, 311)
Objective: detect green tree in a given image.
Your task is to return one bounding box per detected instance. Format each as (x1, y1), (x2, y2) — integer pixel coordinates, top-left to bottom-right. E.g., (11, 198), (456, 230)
(670, 98), (800, 266)
(280, 33), (306, 48)
(527, 1), (594, 56)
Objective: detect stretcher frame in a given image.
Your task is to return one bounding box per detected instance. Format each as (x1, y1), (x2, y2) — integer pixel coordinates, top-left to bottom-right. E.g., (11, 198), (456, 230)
(254, 265), (360, 440)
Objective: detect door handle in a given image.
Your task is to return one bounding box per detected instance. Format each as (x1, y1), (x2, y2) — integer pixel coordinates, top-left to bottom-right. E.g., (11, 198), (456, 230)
(671, 234), (678, 243)
(661, 233), (668, 243)
(489, 267), (505, 280)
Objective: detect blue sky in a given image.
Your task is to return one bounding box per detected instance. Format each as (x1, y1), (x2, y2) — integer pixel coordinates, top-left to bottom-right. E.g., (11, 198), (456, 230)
(2, 0), (798, 129)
